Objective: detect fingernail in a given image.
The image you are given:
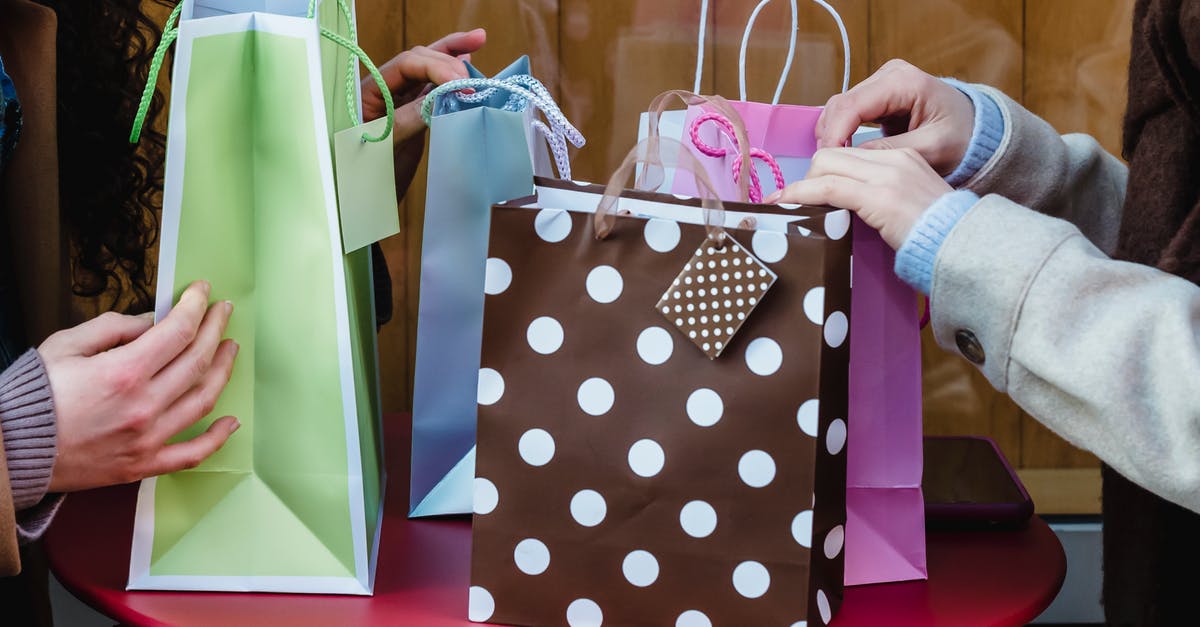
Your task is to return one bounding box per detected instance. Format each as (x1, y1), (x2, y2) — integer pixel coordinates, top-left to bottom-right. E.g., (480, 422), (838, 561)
(200, 281), (211, 296)
(764, 191), (781, 204)
(230, 419), (241, 433)
(232, 341), (240, 355)
(224, 300), (234, 314)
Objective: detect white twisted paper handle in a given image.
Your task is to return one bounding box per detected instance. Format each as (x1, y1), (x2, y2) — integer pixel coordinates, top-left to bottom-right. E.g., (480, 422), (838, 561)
(739, 0), (851, 104)
(421, 75), (585, 180)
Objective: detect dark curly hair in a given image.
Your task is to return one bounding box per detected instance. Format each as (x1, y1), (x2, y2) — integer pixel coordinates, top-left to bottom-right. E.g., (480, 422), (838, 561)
(37, 0), (172, 313)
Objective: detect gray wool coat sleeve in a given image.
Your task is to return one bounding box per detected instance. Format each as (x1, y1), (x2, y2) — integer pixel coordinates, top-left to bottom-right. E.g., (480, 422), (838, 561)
(929, 85), (1200, 514)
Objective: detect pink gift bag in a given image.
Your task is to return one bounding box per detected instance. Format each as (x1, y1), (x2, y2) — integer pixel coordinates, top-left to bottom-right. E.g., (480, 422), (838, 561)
(669, 0), (928, 586)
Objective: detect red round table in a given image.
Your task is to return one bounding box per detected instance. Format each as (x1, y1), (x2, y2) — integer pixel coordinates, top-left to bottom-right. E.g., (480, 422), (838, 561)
(46, 415), (1065, 627)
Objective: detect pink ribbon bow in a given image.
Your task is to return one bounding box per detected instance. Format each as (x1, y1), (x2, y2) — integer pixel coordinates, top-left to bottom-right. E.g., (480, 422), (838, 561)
(688, 111), (786, 203)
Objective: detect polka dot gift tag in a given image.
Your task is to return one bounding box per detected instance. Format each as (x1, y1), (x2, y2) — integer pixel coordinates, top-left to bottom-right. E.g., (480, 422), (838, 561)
(656, 235), (778, 359)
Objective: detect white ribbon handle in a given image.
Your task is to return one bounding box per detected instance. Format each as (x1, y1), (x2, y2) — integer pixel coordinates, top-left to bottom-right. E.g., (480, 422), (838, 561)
(421, 75), (585, 180)
(738, 0), (851, 104)
(692, 0), (711, 94)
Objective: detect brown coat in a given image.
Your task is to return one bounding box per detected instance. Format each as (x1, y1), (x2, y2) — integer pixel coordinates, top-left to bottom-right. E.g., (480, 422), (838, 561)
(1103, 0), (1200, 623)
(0, 0), (64, 576)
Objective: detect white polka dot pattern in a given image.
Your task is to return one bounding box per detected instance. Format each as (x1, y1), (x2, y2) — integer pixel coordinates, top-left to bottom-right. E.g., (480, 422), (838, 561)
(622, 550), (660, 587)
(484, 258), (512, 295)
(797, 399), (820, 437)
(473, 477), (498, 516)
(824, 525), (845, 559)
(570, 489), (607, 527)
(518, 429), (555, 466)
(686, 388), (723, 427)
(826, 419), (847, 455)
(577, 378), (615, 416)
(468, 586), (495, 621)
(469, 203), (853, 626)
(679, 500), (718, 538)
(732, 561), (771, 598)
(792, 510), (814, 548)
(644, 218), (682, 253)
(566, 598), (604, 627)
(676, 610), (712, 627)
(514, 538), (551, 575)
(738, 450), (777, 488)
(477, 368), (504, 406)
(803, 287), (825, 325)
(636, 326), (674, 365)
(534, 208), (572, 243)
(628, 439), (666, 478)
(656, 236), (777, 359)
(817, 589), (833, 624)
(587, 265), (624, 303)
(825, 210), (851, 240)
(824, 311), (849, 348)
(527, 316), (564, 355)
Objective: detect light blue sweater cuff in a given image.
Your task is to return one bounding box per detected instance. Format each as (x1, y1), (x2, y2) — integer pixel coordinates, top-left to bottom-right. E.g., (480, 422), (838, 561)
(895, 190), (981, 295)
(942, 79), (1004, 187)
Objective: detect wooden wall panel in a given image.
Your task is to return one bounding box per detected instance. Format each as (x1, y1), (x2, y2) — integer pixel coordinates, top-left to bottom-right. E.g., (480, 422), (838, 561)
(712, 0), (869, 108)
(356, 0), (411, 419)
(1025, 0), (1133, 157)
(869, 0), (1024, 97)
(559, 0), (717, 182)
(1018, 0), (1133, 472)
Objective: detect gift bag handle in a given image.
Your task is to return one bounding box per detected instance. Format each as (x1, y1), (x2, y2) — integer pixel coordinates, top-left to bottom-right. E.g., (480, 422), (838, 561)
(596, 135), (727, 245)
(309, 0), (395, 142)
(639, 90), (755, 203)
(129, 0), (395, 144)
(128, 2), (183, 144)
(420, 75), (585, 180)
(739, 0), (851, 104)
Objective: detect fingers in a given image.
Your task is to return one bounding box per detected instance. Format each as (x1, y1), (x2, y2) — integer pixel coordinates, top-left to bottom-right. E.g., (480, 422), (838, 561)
(147, 415), (240, 477)
(817, 82), (910, 149)
(49, 310), (154, 357)
(816, 59), (933, 149)
(374, 45), (470, 96)
(426, 28), (487, 58)
(768, 174), (866, 210)
(804, 148), (895, 183)
(151, 339), (239, 443)
(114, 281), (210, 376)
(392, 99), (429, 146)
(150, 301), (235, 406)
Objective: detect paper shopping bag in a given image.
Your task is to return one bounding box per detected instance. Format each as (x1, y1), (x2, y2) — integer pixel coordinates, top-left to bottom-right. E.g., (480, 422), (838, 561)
(469, 139), (852, 626)
(409, 64), (582, 517)
(652, 3), (929, 580)
(673, 102), (927, 586)
(126, 0), (394, 594)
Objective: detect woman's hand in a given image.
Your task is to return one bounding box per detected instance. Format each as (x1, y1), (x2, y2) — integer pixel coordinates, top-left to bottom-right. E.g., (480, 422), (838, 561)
(362, 28), (487, 197)
(766, 147), (952, 249)
(43, 281), (240, 492)
(817, 59), (975, 176)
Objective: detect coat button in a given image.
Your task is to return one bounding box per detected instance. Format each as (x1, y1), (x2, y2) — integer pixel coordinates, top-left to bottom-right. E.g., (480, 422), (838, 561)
(955, 330), (986, 365)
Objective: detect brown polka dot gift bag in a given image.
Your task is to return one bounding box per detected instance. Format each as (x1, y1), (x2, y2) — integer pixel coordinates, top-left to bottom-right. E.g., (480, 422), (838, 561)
(469, 125), (852, 626)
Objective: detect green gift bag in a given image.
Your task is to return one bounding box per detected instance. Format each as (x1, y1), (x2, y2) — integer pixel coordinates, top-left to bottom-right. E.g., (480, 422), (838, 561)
(126, 0), (396, 594)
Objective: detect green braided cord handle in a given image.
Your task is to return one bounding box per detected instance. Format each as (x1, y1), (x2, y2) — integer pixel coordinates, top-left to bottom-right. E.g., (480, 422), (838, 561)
(319, 27), (393, 142)
(128, 2), (183, 144)
(310, 0), (362, 130)
(128, 2), (392, 144)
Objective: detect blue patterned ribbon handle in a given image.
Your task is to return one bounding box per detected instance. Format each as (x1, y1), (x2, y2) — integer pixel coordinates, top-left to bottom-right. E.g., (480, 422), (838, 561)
(421, 75), (585, 180)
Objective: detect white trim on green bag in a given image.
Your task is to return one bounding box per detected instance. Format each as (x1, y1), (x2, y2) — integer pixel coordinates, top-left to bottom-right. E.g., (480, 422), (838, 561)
(129, 7), (378, 595)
